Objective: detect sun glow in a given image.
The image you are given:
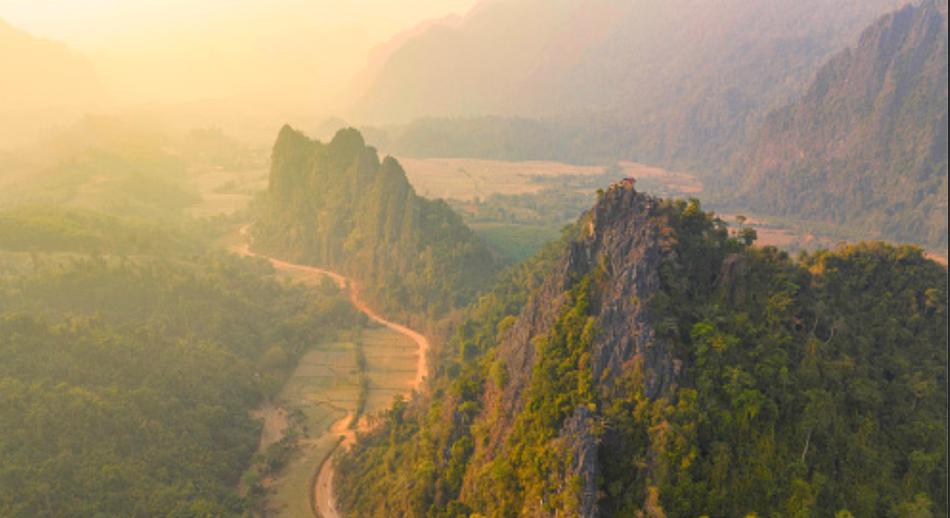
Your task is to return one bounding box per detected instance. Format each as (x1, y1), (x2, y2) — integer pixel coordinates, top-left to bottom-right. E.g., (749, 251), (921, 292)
(0, 0), (478, 108)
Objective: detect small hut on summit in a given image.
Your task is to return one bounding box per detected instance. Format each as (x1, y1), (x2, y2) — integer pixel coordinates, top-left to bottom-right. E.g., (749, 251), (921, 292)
(619, 177), (636, 189)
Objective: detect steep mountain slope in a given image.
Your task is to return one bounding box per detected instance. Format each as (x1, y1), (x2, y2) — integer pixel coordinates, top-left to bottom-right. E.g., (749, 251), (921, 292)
(728, 0), (949, 251)
(335, 184), (948, 516)
(351, 0), (905, 167)
(252, 127), (496, 316)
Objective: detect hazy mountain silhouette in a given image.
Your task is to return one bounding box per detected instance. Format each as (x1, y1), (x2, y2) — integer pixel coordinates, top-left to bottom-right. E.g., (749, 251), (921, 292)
(729, 0), (948, 249)
(350, 0), (907, 167)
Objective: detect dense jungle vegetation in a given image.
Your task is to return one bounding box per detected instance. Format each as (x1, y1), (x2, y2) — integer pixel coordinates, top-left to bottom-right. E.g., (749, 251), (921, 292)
(0, 203), (360, 516)
(5, 2), (946, 517)
(336, 194), (948, 517)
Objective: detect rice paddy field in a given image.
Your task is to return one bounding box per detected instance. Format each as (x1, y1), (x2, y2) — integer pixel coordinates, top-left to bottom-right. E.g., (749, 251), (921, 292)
(396, 156), (607, 200)
(360, 327), (419, 410)
(263, 326), (417, 517)
(265, 342), (356, 518)
(396, 156), (704, 201)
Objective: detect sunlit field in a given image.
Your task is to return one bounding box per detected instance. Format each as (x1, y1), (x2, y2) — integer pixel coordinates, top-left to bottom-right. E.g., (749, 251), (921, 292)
(261, 327), (416, 517)
(397, 156), (606, 200)
(266, 343), (355, 518)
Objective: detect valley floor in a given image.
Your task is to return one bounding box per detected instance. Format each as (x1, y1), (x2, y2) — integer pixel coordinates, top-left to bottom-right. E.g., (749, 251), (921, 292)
(232, 231), (428, 518)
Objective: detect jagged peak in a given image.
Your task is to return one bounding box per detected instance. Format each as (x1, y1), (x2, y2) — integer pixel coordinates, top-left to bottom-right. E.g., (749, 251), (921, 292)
(584, 179), (660, 242)
(273, 124), (312, 153)
(274, 125), (371, 155)
(329, 127), (366, 150)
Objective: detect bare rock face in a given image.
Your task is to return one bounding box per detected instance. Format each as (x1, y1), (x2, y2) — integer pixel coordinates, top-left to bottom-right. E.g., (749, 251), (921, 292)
(469, 184), (676, 517)
(501, 183), (672, 406)
(558, 406), (599, 517)
(582, 184), (671, 399)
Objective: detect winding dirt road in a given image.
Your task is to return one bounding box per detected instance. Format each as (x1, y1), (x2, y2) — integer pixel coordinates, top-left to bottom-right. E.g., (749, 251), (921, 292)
(233, 229), (429, 518)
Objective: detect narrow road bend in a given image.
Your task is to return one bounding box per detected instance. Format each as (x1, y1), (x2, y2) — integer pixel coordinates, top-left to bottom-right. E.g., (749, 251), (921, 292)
(233, 228), (429, 517)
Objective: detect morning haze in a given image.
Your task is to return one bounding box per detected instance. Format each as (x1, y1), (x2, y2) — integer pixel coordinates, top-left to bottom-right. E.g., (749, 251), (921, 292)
(0, 1), (946, 517)
(1, 0), (477, 144)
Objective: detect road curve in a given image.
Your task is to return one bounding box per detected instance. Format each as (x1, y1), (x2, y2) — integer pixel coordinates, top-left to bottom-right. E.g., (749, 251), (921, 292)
(232, 228), (429, 518)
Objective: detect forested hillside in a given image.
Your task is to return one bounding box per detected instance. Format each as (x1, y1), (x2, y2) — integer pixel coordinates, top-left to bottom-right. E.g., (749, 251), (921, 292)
(0, 209), (360, 516)
(336, 184), (948, 516)
(726, 0), (949, 251)
(253, 126), (496, 316)
(353, 0), (904, 168)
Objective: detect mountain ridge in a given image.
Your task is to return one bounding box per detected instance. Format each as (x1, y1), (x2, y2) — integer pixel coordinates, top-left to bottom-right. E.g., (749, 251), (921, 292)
(349, 0), (907, 169)
(726, 0), (949, 250)
(335, 181), (948, 516)
(252, 126), (497, 318)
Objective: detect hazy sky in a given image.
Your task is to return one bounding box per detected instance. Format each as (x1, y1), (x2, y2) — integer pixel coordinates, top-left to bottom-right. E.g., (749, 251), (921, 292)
(0, 0), (478, 110)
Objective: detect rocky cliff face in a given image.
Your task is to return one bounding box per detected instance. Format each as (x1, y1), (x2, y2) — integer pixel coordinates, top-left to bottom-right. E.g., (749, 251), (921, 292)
(335, 174), (948, 516)
(729, 0), (948, 250)
(463, 184), (676, 516)
(253, 126), (496, 316)
(495, 184), (671, 401)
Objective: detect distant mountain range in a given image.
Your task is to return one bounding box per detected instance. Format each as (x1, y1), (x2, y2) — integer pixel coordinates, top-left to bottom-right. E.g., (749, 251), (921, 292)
(726, 0), (948, 250)
(0, 19), (102, 112)
(350, 0), (907, 168)
(0, 19), (104, 146)
(351, 0), (947, 252)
